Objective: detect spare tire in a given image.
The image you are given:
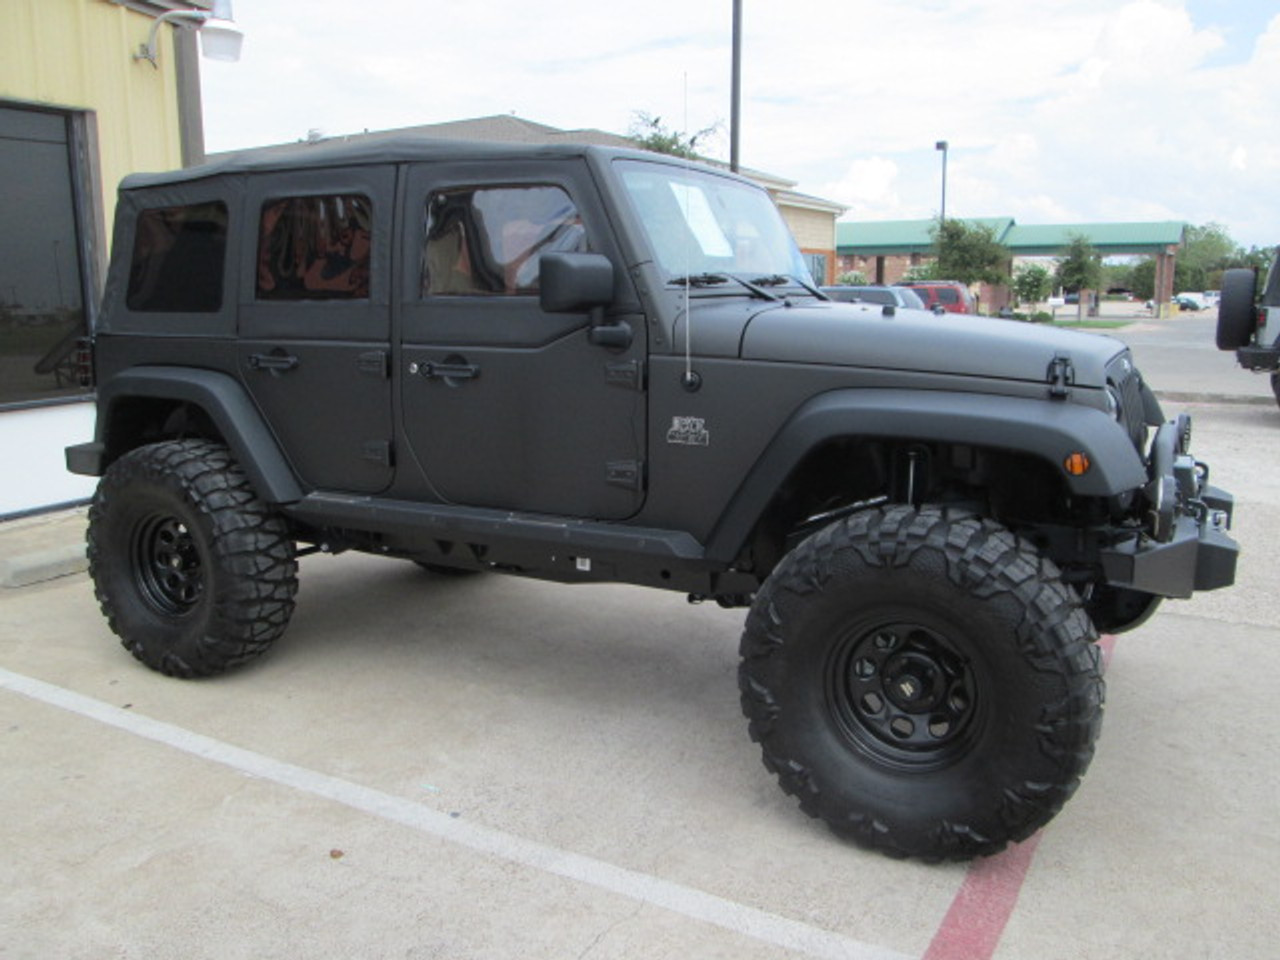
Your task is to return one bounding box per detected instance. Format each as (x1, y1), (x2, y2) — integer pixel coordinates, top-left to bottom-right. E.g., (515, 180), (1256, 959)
(1216, 268), (1258, 350)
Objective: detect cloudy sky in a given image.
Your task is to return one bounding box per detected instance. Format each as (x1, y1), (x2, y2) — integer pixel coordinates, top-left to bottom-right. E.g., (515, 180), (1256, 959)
(199, 0), (1280, 248)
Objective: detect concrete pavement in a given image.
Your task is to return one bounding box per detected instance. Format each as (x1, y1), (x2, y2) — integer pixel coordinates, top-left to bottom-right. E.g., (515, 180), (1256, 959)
(2, 313), (1278, 959)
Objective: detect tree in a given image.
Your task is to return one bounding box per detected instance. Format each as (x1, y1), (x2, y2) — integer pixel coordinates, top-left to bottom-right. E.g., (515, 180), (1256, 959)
(1012, 263), (1052, 307)
(1174, 223), (1235, 292)
(1055, 235), (1103, 320)
(628, 112), (720, 159)
(931, 219), (1009, 286)
(835, 270), (868, 285)
(1055, 234), (1103, 293)
(1128, 258), (1156, 300)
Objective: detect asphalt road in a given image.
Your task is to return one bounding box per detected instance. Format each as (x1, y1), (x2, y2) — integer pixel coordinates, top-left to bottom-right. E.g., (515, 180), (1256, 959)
(1085, 301), (1275, 404)
(1, 311), (1277, 960)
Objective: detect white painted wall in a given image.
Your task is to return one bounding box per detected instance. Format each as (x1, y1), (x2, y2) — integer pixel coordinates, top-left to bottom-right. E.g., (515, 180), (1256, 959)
(0, 402), (97, 517)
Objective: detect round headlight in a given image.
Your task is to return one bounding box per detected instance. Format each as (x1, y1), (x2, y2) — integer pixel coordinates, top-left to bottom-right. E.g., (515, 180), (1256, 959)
(1105, 384), (1123, 421)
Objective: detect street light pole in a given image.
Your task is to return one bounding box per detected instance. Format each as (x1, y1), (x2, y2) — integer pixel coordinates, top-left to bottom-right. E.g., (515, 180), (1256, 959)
(935, 140), (948, 224)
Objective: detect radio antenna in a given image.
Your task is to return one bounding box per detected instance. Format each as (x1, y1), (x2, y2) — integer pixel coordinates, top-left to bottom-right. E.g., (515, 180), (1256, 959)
(680, 71), (700, 392)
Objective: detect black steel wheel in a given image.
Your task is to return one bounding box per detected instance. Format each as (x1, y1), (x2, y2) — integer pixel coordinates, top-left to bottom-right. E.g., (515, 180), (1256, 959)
(826, 618), (981, 768)
(739, 505), (1104, 861)
(88, 440), (298, 678)
(130, 514), (205, 615)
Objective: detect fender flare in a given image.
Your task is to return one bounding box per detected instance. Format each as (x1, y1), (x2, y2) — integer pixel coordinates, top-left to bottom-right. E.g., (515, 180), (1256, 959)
(704, 388), (1148, 564)
(94, 366), (304, 505)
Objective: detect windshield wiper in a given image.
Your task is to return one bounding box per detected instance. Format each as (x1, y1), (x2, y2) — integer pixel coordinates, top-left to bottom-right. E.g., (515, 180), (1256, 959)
(669, 272), (780, 301)
(750, 273), (825, 298)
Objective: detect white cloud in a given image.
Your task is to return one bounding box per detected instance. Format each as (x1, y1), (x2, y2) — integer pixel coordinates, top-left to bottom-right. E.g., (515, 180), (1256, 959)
(820, 157), (902, 219)
(197, 0), (1280, 246)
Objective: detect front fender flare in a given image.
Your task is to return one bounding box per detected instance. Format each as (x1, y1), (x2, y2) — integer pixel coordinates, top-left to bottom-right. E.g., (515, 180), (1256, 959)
(704, 388), (1147, 564)
(94, 366), (303, 505)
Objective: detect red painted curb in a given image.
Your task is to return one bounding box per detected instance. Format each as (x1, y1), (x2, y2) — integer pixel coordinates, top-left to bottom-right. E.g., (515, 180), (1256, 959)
(921, 633), (1116, 959)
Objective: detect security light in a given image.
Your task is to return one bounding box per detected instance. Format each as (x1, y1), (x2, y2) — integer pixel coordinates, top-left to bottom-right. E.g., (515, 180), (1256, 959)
(133, 1), (243, 67)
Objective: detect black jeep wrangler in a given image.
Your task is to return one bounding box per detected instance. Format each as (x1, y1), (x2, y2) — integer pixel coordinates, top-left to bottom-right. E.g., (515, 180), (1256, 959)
(68, 138), (1238, 860)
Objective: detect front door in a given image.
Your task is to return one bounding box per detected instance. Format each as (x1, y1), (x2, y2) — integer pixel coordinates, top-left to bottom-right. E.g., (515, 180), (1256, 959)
(398, 161), (646, 519)
(237, 166), (396, 493)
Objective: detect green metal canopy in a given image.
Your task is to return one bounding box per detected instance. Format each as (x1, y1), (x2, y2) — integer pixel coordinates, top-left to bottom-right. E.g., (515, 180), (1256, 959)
(837, 218), (1186, 257)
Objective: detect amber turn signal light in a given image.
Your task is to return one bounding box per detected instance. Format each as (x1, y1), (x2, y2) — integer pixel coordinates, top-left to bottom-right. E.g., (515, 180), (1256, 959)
(1063, 452), (1091, 476)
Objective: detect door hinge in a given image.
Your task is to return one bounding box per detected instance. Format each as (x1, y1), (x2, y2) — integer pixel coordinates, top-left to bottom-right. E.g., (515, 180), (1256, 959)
(358, 350), (389, 378)
(362, 440), (394, 467)
(1047, 354), (1074, 399)
(606, 459), (644, 491)
(605, 359), (645, 391)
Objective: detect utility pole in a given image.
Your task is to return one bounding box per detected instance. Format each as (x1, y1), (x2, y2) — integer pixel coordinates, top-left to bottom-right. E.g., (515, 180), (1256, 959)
(935, 140), (948, 224)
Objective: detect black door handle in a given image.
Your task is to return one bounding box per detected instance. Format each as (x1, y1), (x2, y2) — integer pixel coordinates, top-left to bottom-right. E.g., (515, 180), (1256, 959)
(413, 360), (480, 381)
(248, 352), (300, 373)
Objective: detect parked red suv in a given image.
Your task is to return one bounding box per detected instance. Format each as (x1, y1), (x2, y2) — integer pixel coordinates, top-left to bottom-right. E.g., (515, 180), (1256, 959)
(896, 281), (975, 314)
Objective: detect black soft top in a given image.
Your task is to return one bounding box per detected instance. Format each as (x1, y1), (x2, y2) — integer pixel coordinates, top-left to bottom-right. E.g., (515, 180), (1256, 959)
(120, 135), (663, 190)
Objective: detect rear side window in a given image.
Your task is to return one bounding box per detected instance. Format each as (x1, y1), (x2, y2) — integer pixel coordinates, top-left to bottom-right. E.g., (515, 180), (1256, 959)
(937, 288), (959, 304)
(421, 186), (585, 296)
(126, 201), (228, 312)
(256, 194), (372, 300)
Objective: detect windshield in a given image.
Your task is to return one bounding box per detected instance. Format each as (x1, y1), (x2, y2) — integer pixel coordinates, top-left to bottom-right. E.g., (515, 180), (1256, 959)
(615, 159), (811, 284)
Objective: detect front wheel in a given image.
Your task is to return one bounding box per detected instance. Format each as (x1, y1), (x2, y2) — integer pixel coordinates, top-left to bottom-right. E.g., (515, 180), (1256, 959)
(739, 506), (1103, 861)
(88, 440), (298, 678)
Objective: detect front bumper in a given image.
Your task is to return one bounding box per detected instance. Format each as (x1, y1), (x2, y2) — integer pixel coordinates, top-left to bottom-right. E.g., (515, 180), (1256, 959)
(1098, 416), (1239, 599)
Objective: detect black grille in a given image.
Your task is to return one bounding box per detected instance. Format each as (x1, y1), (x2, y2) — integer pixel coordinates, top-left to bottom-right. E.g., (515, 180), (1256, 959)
(1110, 355), (1148, 452)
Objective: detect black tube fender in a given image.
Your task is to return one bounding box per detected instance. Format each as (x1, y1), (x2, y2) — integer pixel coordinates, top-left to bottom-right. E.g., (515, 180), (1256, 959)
(704, 388), (1148, 564)
(92, 366), (303, 505)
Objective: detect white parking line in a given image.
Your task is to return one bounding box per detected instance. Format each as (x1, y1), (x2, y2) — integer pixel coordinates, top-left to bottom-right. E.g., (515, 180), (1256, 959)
(1, 667), (912, 960)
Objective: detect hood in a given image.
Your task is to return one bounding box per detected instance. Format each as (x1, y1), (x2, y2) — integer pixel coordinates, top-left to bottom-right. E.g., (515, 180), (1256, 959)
(730, 300), (1125, 389)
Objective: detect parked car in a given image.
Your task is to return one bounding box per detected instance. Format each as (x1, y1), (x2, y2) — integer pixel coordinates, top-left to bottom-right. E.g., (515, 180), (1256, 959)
(1217, 249), (1280, 408)
(896, 280), (975, 314)
(820, 284), (927, 310)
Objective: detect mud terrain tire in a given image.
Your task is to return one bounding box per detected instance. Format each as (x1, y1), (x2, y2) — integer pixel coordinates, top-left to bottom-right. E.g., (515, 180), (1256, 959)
(739, 505), (1103, 861)
(88, 440), (298, 678)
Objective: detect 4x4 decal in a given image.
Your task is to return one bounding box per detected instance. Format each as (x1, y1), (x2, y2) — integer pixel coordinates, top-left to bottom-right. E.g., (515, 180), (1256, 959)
(666, 416), (710, 446)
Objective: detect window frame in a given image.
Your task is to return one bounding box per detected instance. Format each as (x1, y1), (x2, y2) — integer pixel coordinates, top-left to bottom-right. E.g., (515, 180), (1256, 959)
(0, 102), (103, 410)
(255, 192), (374, 303)
(420, 183), (588, 299)
(125, 200), (230, 314)
(237, 166), (395, 342)
(400, 159), (628, 350)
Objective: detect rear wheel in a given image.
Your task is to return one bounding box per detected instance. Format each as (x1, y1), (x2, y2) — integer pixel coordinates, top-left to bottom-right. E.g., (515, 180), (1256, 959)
(1272, 372), (1279, 409)
(88, 440), (298, 677)
(1216, 268), (1257, 350)
(739, 505), (1103, 861)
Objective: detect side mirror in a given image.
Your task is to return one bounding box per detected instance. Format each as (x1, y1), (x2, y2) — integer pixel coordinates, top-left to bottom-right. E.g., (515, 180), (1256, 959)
(540, 252), (614, 313)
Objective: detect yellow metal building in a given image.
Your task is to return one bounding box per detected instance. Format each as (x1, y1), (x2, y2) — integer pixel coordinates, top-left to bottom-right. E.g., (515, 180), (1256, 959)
(0, 0), (211, 516)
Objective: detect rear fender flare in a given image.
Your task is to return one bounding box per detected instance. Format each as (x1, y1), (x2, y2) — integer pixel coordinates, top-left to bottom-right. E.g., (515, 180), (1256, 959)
(95, 366), (303, 505)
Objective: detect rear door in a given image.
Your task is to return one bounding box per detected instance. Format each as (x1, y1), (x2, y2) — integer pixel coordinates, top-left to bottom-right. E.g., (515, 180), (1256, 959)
(237, 166), (396, 493)
(397, 159), (647, 519)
